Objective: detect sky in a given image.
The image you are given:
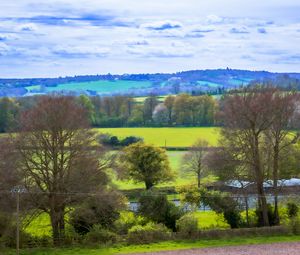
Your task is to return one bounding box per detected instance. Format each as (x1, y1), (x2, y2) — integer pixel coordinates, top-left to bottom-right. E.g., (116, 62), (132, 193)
(0, 0), (300, 78)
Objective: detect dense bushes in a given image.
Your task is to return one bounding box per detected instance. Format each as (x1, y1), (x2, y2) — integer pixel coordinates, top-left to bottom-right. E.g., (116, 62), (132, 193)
(176, 213), (198, 238)
(99, 134), (143, 147)
(70, 190), (126, 235)
(200, 189), (242, 228)
(138, 190), (183, 231)
(255, 204), (277, 227)
(127, 222), (171, 244)
(287, 202), (299, 218)
(114, 211), (147, 235)
(84, 225), (118, 244)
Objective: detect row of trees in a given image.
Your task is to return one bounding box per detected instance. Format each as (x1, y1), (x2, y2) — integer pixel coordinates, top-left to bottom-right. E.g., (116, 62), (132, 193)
(176, 87), (300, 227)
(0, 94), (217, 132)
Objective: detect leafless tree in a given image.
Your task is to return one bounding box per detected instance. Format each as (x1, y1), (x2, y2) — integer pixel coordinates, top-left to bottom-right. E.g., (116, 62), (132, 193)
(182, 139), (210, 188)
(219, 86), (278, 226)
(14, 96), (111, 244)
(263, 91), (300, 224)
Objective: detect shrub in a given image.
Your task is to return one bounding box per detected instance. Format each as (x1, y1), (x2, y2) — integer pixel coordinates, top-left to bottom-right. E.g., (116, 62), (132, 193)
(287, 202), (299, 218)
(70, 190), (126, 235)
(176, 213), (198, 238)
(255, 204), (276, 227)
(287, 217), (300, 235)
(127, 222), (171, 244)
(200, 189), (242, 228)
(85, 225), (118, 244)
(120, 136), (143, 147)
(138, 190), (183, 231)
(114, 211), (147, 235)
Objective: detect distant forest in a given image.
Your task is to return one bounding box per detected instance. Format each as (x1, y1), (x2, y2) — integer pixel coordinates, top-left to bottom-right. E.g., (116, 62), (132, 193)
(0, 94), (217, 132)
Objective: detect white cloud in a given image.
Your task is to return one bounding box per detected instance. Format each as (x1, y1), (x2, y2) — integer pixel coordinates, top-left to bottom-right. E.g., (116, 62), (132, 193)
(52, 45), (110, 57)
(0, 0), (299, 77)
(17, 23), (38, 32)
(140, 20), (183, 30)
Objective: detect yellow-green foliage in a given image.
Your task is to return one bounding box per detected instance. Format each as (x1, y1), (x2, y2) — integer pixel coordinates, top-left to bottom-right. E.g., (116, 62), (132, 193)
(192, 211), (230, 229)
(96, 127), (220, 147)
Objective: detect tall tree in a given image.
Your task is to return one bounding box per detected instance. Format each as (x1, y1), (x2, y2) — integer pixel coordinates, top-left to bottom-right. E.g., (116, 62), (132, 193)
(164, 96), (175, 125)
(182, 139), (210, 188)
(14, 96), (110, 244)
(220, 87), (277, 226)
(119, 142), (173, 189)
(264, 91), (300, 224)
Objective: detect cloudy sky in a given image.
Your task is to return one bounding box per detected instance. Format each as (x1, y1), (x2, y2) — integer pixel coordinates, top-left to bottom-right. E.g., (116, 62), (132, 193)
(0, 0), (300, 78)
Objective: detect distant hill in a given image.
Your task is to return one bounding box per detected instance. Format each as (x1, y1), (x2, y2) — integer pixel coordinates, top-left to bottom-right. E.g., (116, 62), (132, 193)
(1, 69), (300, 97)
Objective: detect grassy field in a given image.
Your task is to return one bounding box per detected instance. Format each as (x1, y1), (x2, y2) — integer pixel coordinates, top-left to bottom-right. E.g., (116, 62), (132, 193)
(6, 235), (300, 255)
(97, 127), (220, 147)
(26, 80), (152, 95)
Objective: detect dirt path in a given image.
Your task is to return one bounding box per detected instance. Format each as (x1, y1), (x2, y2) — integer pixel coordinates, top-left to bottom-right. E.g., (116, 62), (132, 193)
(129, 242), (300, 255)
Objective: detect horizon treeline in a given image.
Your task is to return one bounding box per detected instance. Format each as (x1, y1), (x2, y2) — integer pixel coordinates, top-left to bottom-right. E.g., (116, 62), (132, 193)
(0, 94), (217, 132)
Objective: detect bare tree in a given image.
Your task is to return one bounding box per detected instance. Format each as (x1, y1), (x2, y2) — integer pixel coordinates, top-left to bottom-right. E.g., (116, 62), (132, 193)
(182, 139), (209, 188)
(220, 86), (278, 226)
(264, 91), (300, 224)
(14, 96), (110, 244)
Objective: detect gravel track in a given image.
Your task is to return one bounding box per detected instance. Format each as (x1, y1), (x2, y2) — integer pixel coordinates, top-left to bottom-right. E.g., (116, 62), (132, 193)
(129, 242), (300, 255)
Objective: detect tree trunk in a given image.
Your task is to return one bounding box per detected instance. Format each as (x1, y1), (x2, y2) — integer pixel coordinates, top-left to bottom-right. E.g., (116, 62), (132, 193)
(145, 180), (153, 190)
(50, 198), (65, 246)
(244, 195), (249, 227)
(273, 143), (280, 225)
(197, 172), (201, 188)
(253, 136), (269, 226)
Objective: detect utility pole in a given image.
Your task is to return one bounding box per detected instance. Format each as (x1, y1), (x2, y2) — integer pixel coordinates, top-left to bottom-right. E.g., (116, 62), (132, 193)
(11, 186), (26, 255)
(16, 191), (20, 255)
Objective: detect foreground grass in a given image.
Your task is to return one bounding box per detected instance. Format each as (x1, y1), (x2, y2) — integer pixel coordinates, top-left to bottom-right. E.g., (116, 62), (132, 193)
(96, 127), (220, 147)
(5, 235), (300, 255)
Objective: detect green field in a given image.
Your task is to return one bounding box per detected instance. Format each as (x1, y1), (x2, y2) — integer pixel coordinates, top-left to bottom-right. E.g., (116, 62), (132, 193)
(97, 127), (220, 147)
(26, 80), (152, 95)
(6, 235), (300, 255)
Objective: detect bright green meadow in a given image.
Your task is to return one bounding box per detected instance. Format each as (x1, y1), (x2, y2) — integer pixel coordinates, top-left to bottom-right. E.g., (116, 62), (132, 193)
(97, 127), (220, 147)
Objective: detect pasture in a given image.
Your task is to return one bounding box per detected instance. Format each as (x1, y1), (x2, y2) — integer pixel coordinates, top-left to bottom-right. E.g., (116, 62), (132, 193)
(25, 80), (152, 95)
(97, 127), (220, 147)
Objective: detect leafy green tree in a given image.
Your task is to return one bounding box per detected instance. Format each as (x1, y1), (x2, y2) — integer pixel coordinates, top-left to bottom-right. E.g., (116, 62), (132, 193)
(138, 190), (183, 231)
(0, 97), (19, 133)
(76, 95), (96, 124)
(119, 142), (173, 189)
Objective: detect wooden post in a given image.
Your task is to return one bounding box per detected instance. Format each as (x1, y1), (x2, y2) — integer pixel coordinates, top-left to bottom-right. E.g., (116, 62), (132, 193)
(16, 191), (20, 255)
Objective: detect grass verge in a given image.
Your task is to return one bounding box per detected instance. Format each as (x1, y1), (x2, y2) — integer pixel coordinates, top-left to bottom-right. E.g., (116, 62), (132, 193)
(4, 235), (300, 255)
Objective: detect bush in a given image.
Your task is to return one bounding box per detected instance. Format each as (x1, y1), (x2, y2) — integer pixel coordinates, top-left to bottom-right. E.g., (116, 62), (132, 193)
(70, 190), (126, 235)
(127, 222), (171, 244)
(255, 204), (276, 227)
(120, 136), (143, 146)
(138, 190), (183, 231)
(176, 213), (198, 238)
(85, 225), (118, 244)
(114, 211), (147, 235)
(200, 189), (242, 228)
(287, 217), (300, 235)
(287, 202), (299, 218)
